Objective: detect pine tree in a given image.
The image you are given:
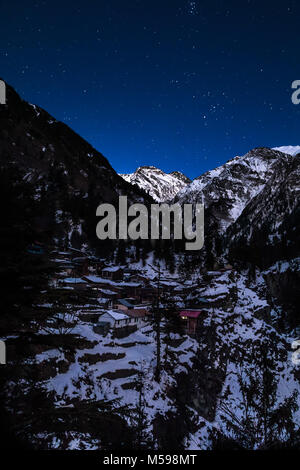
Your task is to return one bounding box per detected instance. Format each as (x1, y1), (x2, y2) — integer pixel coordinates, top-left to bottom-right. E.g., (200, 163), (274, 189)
(162, 292), (184, 367)
(149, 263), (163, 382)
(115, 240), (127, 265)
(0, 166), (55, 330)
(219, 343), (299, 449)
(131, 366), (151, 449)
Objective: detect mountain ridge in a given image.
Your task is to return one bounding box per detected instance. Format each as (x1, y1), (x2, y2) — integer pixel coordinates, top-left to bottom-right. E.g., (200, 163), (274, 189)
(175, 146), (298, 234)
(0, 80), (152, 251)
(119, 165), (191, 202)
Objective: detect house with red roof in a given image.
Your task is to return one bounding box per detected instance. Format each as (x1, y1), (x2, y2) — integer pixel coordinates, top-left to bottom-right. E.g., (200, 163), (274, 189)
(179, 309), (202, 335)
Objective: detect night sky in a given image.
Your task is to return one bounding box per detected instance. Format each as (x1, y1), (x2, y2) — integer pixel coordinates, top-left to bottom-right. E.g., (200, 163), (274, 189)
(1, 0), (300, 178)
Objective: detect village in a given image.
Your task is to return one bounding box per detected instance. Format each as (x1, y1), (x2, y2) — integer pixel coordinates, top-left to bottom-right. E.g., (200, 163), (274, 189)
(47, 246), (234, 338)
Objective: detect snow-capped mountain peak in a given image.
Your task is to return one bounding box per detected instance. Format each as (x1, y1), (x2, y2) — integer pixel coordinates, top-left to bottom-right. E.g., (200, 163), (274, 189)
(175, 147), (296, 233)
(119, 166), (191, 202)
(272, 145), (300, 156)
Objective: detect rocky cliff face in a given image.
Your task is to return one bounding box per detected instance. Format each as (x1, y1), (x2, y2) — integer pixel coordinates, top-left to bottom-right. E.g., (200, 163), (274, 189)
(173, 147), (300, 271)
(120, 166), (190, 202)
(226, 153), (300, 267)
(175, 147), (296, 233)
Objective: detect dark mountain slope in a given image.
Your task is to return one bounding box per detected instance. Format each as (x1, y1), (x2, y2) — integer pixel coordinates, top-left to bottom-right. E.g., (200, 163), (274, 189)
(0, 80), (151, 250)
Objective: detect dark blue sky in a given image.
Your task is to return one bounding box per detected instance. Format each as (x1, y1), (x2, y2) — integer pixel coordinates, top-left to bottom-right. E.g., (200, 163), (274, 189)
(1, 0), (300, 178)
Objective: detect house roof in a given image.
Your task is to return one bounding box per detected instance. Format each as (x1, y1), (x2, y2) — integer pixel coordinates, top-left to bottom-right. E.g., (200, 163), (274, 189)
(180, 310), (202, 318)
(63, 277), (87, 284)
(102, 266), (122, 272)
(72, 257), (87, 262)
(84, 275), (107, 284)
(117, 299), (134, 307)
(80, 309), (102, 315)
(102, 310), (130, 321)
(84, 275), (140, 288)
(100, 288), (118, 296)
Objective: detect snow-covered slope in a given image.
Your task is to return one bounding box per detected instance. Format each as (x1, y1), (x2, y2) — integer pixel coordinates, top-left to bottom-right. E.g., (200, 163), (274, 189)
(175, 147), (297, 233)
(184, 267), (300, 449)
(5, 262), (299, 449)
(120, 166), (190, 202)
(273, 145), (300, 156)
(226, 153), (300, 267)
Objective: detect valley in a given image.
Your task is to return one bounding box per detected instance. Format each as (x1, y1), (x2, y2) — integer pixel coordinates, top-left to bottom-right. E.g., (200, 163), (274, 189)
(0, 82), (299, 450)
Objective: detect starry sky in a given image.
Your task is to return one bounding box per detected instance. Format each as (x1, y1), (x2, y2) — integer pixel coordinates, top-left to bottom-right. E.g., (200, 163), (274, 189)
(1, 0), (300, 178)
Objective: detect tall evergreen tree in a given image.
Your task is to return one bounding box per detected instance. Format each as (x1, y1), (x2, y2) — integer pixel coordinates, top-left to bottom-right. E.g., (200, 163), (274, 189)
(220, 343), (299, 449)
